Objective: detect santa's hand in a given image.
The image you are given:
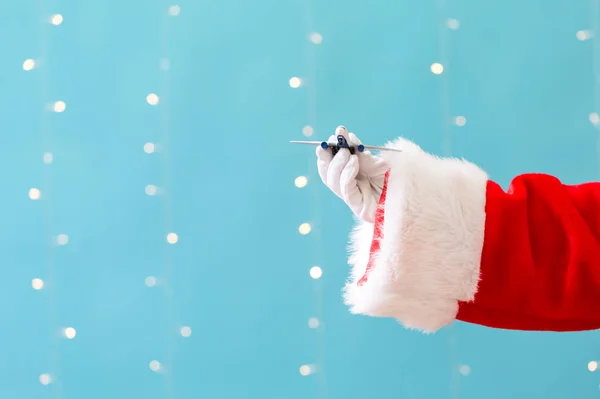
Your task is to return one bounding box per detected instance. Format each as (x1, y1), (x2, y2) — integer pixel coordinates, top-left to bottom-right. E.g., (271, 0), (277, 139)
(316, 126), (389, 223)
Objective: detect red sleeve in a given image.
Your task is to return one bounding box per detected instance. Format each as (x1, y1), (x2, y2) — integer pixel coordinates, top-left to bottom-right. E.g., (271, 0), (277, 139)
(456, 173), (600, 331)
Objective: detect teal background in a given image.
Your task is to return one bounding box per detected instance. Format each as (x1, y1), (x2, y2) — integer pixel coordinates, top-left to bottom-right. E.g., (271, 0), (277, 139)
(0, 0), (599, 398)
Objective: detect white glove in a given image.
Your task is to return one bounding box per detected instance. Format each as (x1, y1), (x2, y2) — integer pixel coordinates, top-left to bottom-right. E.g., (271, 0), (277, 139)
(316, 126), (389, 223)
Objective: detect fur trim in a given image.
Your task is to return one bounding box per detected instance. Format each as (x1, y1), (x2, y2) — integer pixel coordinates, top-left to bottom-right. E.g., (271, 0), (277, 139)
(343, 138), (488, 333)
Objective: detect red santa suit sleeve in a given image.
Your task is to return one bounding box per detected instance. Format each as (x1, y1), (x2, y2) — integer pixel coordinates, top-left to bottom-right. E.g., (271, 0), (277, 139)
(344, 137), (600, 333)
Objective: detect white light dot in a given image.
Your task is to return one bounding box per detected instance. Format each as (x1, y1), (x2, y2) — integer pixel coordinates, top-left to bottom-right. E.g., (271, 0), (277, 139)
(431, 63), (444, 75)
(577, 30), (593, 41)
(289, 77), (302, 88)
(447, 18), (460, 30)
(32, 278), (44, 290)
(159, 58), (171, 70)
(144, 142), (155, 153)
(310, 32), (323, 44)
(302, 125), (313, 137)
(295, 176), (308, 188)
(308, 317), (319, 329)
(454, 116), (467, 127)
(146, 93), (159, 105)
(23, 59), (36, 71)
(298, 223), (311, 235)
(167, 232), (178, 244)
(459, 364), (471, 376)
(590, 112), (600, 126)
(309, 266), (322, 279)
(53, 101), (66, 113)
(64, 327), (76, 339)
(168, 5), (181, 16)
(50, 14), (63, 25)
(589, 361), (598, 372)
(145, 276), (157, 287)
(43, 152), (53, 164)
(56, 234), (69, 246)
(145, 184), (158, 196)
(299, 364), (315, 376)
(180, 326), (192, 337)
(39, 373), (51, 385)
(149, 360), (161, 372)
(29, 188), (41, 200)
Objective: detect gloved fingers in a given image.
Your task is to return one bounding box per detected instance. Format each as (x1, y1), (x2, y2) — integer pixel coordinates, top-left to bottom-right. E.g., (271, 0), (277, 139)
(316, 134), (337, 162)
(316, 134), (336, 185)
(348, 132), (362, 146)
(362, 155), (390, 179)
(348, 132), (389, 176)
(356, 179), (377, 223)
(339, 155), (361, 208)
(326, 147), (351, 198)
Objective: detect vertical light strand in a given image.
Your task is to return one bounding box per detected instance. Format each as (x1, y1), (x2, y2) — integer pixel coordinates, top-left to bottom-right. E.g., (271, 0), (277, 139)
(436, 1), (461, 398)
(583, 2), (599, 386)
(437, 0), (452, 157)
(302, 0), (327, 397)
(592, 0), (600, 177)
(37, 0), (63, 397)
(158, 3), (176, 399)
(591, 13), (600, 390)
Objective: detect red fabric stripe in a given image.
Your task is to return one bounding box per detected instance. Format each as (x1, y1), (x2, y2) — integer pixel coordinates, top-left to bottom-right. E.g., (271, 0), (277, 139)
(357, 170), (390, 286)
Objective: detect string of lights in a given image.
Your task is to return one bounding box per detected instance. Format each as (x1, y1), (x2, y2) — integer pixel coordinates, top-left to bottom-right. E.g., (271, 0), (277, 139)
(437, 0), (453, 157)
(158, 4), (176, 399)
(581, 29), (600, 390)
(586, 0), (600, 381)
(592, 0), (600, 178)
(143, 4), (187, 398)
(303, 3), (328, 398)
(433, 2), (467, 398)
(32, 2), (67, 395)
(293, 1), (327, 397)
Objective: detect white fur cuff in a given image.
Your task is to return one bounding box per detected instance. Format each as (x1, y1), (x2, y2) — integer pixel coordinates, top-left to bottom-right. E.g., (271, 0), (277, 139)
(343, 138), (488, 333)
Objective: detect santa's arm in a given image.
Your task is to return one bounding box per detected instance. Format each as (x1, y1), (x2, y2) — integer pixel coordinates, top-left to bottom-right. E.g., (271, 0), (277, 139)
(345, 138), (600, 333)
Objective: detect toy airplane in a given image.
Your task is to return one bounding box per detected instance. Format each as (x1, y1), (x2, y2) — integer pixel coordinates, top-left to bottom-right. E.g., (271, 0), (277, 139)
(290, 134), (402, 156)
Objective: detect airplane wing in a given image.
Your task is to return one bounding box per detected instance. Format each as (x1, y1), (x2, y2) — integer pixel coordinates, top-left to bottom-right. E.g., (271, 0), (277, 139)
(289, 141), (402, 153)
(360, 144), (403, 153)
(289, 141), (324, 146)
